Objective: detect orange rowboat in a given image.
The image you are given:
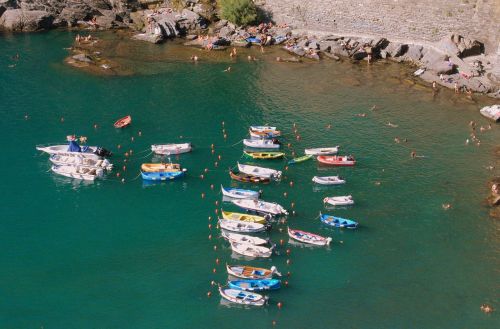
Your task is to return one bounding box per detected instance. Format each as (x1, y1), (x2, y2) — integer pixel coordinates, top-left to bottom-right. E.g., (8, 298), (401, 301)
(114, 115), (131, 128)
(317, 155), (356, 166)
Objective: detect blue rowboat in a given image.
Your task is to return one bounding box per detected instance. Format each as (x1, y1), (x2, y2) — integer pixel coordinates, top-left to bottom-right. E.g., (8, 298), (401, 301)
(228, 279), (281, 292)
(221, 185), (260, 199)
(219, 287), (267, 306)
(320, 213), (358, 229)
(141, 170), (185, 181)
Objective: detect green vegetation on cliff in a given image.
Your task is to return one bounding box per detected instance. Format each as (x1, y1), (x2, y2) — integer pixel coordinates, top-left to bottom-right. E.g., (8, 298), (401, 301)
(219, 0), (257, 26)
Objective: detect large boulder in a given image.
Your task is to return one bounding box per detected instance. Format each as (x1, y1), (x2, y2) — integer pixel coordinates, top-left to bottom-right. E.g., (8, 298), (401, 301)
(0, 9), (54, 31)
(132, 32), (164, 44)
(176, 9), (206, 34)
(402, 44), (423, 62)
(385, 42), (408, 57)
(436, 34), (484, 58)
(0, 6), (6, 18)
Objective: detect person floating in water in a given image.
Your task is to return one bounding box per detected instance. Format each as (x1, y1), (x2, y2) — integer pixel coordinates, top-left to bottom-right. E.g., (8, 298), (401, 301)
(411, 150), (417, 159)
(223, 66), (231, 72)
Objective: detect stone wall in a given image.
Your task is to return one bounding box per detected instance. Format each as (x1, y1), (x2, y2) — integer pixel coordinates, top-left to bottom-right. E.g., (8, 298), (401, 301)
(261, 0), (500, 54)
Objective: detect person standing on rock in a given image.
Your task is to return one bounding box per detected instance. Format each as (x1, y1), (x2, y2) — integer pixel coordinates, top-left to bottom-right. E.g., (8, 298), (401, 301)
(454, 82), (459, 93)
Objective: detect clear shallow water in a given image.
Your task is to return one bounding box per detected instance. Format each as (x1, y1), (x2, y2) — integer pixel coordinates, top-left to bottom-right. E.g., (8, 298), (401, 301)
(0, 31), (499, 328)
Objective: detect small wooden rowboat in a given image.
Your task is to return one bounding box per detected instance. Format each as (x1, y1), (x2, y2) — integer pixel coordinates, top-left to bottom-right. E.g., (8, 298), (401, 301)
(221, 185), (260, 199)
(288, 154), (312, 165)
(320, 213), (358, 229)
(221, 231), (269, 245)
(219, 286), (267, 306)
(226, 264), (281, 279)
(221, 211), (269, 224)
(114, 115), (131, 128)
(228, 279), (281, 291)
(312, 176), (346, 185)
(151, 143), (192, 155)
(317, 155), (356, 166)
(229, 170), (270, 183)
(305, 147), (339, 155)
(324, 195), (354, 206)
(243, 151), (285, 159)
(141, 163), (183, 173)
(288, 227), (332, 246)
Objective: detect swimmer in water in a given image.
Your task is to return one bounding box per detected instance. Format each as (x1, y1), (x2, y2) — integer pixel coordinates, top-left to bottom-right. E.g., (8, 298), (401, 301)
(370, 105), (377, 111)
(356, 113), (367, 117)
(223, 66), (231, 72)
(411, 150), (417, 159)
(387, 122), (398, 127)
(394, 137), (401, 144)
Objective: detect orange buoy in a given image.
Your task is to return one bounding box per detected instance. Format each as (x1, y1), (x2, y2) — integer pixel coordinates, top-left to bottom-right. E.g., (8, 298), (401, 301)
(222, 121), (225, 126)
(210, 184), (214, 190)
(211, 149), (215, 154)
(287, 271), (291, 277)
(286, 259), (291, 265)
(272, 320), (276, 326)
(292, 210), (296, 216)
(117, 144), (121, 149)
(284, 166), (288, 171)
(289, 181), (294, 187)
(215, 200), (219, 206)
(211, 144), (215, 149)
(278, 228), (283, 233)
(215, 209), (219, 214)
(287, 143), (292, 148)
(129, 149), (133, 155)
(284, 281), (289, 286)
(208, 234), (212, 240)
(223, 134), (227, 139)
(296, 135), (301, 141)
(207, 291), (212, 297)
(121, 178), (125, 183)
(291, 151), (295, 157)
(208, 216), (212, 221)
(60, 117), (64, 123)
(208, 224), (212, 229)
(280, 239), (284, 245)
(93, 123), (98, 129)
(124, 152), (129, 157)
(201, 193), (205, 198)
(24, 114), (29, 120)
(277, 302), (283, 309)
(215, 258), (220, 265)
(211, 280), (216, 286)
(116, 172), (120, 177)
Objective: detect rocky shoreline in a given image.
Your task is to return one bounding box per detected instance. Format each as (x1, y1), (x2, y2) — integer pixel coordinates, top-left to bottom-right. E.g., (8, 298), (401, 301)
(1, 1), (499, 99)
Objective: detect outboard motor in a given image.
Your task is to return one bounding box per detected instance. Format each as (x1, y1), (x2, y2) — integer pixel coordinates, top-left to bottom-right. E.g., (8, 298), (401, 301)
(95, 147), (113, 157)
(272, 138), (281, 145)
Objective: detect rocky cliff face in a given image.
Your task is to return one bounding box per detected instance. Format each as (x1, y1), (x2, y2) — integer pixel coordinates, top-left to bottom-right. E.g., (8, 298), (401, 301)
(0, 0), (138, 31)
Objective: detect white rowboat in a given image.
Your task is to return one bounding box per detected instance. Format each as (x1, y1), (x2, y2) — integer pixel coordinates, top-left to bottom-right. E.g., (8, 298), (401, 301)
(151, 143), (192, 155)
(219, 286), (267, 306)
(221, 231), (269, 245)
(312, 176), (346, 185)
(221, 185), (260, 199)
(249, 126), (277, 132)
(237, 163), (282, 180)
(243, 139), (281, 149)
(218, 219), (267, 233)
(51, 165), (104, 181)
(231, 199), (288, 216)
(287, 227), (332, 246)
(324, 195), (354, 206)
(304, 147), (339, 155)
(50, 154), (113, 170)
(230, 241), (274, 258)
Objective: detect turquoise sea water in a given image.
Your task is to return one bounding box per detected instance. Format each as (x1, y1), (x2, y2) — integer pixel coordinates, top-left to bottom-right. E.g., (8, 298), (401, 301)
(1, 31), (499, 328)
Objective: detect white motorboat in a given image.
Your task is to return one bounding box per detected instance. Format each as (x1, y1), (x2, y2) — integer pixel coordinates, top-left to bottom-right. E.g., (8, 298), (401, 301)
(304, 147), (339, 155)
(237, 163), (282, 180)
(218, 219), (267, 233)
(479, 105), (500, 122)
(230, 241), (274, 258)
(221, 185), (260, 199)
(249, 126), (277, 132)
(51, 165), (104, 181)
(50, 154), (113, 170)
(151, 143), (192, 155)
(231, 199), (288, 216)
(312, 176), (346, 185)
(287, 227), (332, 246)
(323, 195), (354, 206)
(36, 144), (101, 159)
(221, 231), (269, 245)
(218, 286), (267, 306)
(243, 138), (281, 149)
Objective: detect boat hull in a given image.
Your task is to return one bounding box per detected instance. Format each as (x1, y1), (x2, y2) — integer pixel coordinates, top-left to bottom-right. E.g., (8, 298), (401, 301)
(320, 214), (358, 229)
(114, 115), (131, 128)
(226, 265), (280, 279)
(317, 155), (356, 166)
(219, 287), (266, 306)
(151, 143), (192, 155)
(141, 171), (185, 181)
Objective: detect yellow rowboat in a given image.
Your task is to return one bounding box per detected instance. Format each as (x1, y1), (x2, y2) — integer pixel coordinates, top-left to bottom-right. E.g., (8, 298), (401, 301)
(221, 210), (268, 224)
(141, 163), (183, 173)
(243, 151), (285, 159)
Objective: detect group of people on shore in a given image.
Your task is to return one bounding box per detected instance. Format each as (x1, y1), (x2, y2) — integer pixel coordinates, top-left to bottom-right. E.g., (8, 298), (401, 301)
(75, 34), (94, 43)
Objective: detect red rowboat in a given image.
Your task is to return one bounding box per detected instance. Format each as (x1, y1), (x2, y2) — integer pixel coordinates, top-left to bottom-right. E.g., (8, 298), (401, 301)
(114, 115), (131, 128)
(317, 155), (356, 166)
